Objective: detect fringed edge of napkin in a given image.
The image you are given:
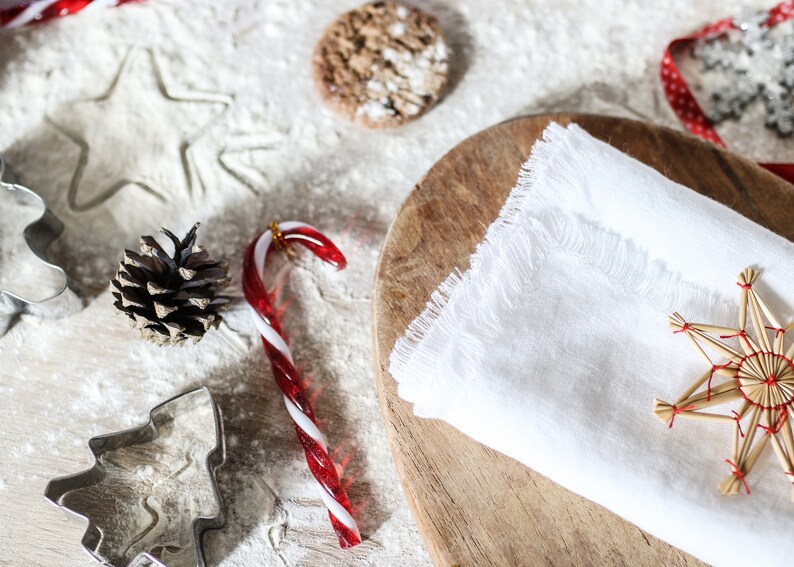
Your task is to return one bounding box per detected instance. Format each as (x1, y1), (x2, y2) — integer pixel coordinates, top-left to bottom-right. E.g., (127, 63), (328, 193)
(390, 123), (738, 401)
(389, 123), (573, 381)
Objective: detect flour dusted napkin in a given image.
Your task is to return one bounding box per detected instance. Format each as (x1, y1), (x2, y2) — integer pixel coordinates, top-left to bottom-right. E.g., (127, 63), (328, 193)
(389, 123), (794, 567)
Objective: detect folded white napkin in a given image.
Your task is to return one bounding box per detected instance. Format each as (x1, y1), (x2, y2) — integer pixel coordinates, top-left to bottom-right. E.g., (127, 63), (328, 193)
(390, 123), (794, 567)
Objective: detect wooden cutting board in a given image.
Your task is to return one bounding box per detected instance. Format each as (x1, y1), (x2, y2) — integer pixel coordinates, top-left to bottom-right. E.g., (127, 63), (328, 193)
(372, 113), (794, 566)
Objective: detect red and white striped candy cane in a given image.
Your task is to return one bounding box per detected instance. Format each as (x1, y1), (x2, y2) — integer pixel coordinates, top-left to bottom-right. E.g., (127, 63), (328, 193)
(0, 0), (141, 30)
(242, 221), (361, 549)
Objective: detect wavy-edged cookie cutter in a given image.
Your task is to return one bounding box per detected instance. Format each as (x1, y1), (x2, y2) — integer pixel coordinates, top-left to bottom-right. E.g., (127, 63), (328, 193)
(45, 387), (226, 567)
(0, 157), (82, 334)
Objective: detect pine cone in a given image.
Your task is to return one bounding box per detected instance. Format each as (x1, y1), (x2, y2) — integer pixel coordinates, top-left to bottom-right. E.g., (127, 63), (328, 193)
(110, 223), (231, 346)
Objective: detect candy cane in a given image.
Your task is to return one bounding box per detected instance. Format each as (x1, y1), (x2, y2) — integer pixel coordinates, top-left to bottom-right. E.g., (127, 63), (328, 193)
(242, 221), (361, 549)
(0, 0), (141, 30)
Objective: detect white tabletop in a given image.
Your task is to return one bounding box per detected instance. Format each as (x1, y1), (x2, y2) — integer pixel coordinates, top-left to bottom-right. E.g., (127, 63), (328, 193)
(0, 0), (781, 565)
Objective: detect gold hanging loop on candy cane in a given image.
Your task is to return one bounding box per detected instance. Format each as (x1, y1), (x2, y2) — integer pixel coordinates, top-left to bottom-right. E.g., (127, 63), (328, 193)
(269, 221), (294, 259)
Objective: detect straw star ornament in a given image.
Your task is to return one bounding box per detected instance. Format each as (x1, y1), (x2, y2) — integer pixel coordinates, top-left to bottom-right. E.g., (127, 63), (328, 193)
(654, 268), (794, 498)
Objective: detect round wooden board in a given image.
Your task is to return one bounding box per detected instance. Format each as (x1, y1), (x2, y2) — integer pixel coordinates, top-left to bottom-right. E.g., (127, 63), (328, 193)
(372, 113), (794, 566)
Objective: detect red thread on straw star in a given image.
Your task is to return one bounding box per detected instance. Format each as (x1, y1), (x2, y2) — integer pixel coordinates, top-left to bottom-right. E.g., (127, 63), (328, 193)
(725, 460), (751, 494)
(731, 411), (745, 438)
(655, 268), (794, 499)
(669, 405), (695, 428)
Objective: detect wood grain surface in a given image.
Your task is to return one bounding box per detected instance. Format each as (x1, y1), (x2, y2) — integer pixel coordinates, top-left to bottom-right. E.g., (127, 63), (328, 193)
(371, 113), (794, 567)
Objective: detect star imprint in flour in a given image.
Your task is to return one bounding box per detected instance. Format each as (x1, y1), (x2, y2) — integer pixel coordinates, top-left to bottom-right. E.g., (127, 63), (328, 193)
(655, 268), (794, 498)
(47, 48), (230, 212)
(218, 130), (287, 194)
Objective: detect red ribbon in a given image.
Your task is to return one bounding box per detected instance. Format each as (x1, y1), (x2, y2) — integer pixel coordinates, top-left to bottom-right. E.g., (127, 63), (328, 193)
(660, 1), (794, 184)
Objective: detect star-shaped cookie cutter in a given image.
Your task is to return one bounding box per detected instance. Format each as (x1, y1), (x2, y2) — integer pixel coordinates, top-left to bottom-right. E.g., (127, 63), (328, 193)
(0, 157), (82, 334)
(45, 387), (226, 567)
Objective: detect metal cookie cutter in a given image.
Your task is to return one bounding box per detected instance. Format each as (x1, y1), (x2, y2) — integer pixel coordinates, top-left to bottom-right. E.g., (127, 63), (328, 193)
(45, 387), (226, 567)
(0, 157), (82, 334)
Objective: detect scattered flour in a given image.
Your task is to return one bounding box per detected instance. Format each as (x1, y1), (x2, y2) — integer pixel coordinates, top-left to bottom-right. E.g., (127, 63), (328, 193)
(0, 1), (783, 566)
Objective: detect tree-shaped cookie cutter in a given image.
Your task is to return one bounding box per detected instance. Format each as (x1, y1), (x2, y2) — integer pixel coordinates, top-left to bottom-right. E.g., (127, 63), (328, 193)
(0, 157), (82, 334)
(45, 387), (226, 567)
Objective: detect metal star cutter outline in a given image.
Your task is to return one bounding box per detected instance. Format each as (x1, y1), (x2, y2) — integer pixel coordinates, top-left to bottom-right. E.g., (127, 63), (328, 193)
(654, 268), (794, 497)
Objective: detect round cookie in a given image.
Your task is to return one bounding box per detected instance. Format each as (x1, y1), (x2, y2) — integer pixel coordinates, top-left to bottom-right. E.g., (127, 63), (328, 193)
(312, 1), (449, 128)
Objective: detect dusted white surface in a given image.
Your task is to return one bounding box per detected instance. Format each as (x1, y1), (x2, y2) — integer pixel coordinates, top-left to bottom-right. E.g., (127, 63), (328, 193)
(390, 123), (794, 567)
(0, 1), (785, 565)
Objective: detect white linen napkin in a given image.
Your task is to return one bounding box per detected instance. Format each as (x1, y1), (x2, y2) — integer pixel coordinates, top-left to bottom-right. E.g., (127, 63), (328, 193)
(389, 123), (794, 567)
